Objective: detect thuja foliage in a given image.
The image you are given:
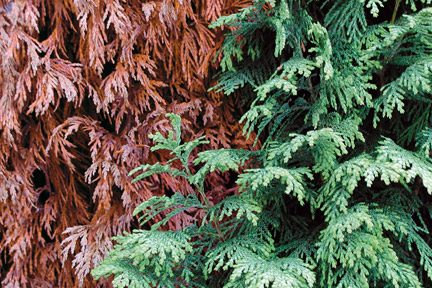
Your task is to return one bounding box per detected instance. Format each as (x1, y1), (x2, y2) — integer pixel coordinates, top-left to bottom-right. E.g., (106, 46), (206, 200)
(94, 0), (432, 287)
(93, 113), (314, 288)
(0, 0), (255, 287)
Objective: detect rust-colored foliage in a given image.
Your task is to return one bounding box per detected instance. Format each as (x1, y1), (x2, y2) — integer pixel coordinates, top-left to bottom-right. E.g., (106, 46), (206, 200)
(0, 0), (254, 286)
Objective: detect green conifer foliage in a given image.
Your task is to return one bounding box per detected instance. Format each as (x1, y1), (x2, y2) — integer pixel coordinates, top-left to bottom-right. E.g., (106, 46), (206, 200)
(93, 1), (432, 287)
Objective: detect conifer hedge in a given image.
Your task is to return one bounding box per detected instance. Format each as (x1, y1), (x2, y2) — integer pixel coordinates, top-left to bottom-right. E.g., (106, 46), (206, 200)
(93, 0), (432, 287)
(3, 0), (432, 287)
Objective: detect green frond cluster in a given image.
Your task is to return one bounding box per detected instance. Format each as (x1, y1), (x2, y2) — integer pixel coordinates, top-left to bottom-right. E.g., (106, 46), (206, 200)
(226, 255), (315, 288)
(93, 115), (286, 287)
(93, 1), (432, 287)
(91, 230), (193, 288)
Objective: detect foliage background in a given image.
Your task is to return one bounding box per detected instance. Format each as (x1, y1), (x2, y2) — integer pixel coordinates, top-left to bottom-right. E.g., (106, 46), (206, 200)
(4, 0), (432, 287)
(0, 0), (255, 287)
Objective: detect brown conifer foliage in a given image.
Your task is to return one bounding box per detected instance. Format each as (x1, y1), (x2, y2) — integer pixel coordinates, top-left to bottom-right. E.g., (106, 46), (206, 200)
(0, 0), (254, 286)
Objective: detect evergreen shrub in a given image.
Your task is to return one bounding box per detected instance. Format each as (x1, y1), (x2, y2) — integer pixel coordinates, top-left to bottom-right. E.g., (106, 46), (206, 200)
(93, 1), (432, 287)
